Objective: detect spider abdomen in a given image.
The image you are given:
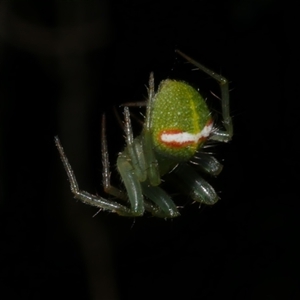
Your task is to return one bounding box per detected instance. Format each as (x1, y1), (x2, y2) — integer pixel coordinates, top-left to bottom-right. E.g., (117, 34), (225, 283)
(151, 79), (212, 161)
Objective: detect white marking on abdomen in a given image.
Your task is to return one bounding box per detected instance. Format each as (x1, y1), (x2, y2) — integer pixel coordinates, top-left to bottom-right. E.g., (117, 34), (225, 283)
(161, 122), (213, 144)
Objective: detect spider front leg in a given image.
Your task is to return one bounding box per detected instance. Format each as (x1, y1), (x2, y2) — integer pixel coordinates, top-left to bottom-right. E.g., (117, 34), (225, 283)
(142, 72), (161, 186)
(176, 50), (233, 142)
(55, 136), (133, 216)
(101, 114), (128, 201)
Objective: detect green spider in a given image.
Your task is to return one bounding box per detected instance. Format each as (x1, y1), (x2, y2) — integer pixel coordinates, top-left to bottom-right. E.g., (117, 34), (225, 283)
(55, 50), (232, 218)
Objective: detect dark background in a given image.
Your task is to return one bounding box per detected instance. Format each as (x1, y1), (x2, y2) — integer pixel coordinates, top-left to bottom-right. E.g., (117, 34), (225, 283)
(1, 0), (299, 299)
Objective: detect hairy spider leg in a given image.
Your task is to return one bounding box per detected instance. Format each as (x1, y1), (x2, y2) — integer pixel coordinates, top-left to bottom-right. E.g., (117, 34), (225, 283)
(101, 114), (128, 201)
(54, 136), (133, 216)
(175, 50), (233, 142)
(142, 72), (161, 186)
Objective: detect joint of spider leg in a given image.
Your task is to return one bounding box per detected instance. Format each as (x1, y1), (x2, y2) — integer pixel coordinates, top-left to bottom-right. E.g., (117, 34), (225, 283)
(220, 78), (228, 85)
(102, 175), (111, 189)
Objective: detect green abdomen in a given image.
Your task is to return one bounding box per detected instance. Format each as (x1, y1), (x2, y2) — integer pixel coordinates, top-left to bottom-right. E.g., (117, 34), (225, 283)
(151, 79), (212, 161)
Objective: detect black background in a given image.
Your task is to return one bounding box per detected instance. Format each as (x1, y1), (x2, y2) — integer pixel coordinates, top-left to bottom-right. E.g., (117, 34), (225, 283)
(1, 0), (299, 299)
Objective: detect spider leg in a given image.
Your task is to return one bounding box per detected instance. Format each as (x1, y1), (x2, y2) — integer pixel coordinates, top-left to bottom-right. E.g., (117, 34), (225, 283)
(55, 136), (133, 216)
(116, 153), (145, 216)
(141, 182), (180, 218)
(123, 107), (147, 182)
(175, 50), (233, 142)
(190, 152), (223, 176)
(171, 163), (219, 205)
(113, 106), (144, 132)
(101, 114), (127, 201)
(142, 72), (161, 186)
